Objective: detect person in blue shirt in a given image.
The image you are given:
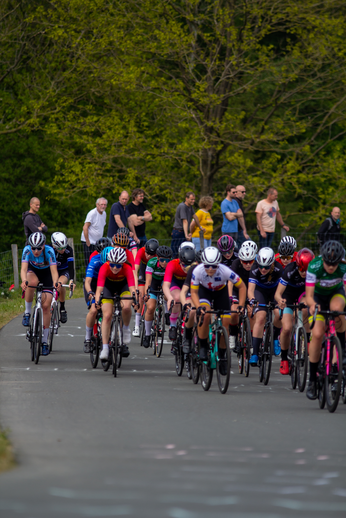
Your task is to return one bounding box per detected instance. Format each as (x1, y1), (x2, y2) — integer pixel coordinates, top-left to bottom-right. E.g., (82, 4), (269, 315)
(107, 191), (130, 238)
(221, 184), (243, 241)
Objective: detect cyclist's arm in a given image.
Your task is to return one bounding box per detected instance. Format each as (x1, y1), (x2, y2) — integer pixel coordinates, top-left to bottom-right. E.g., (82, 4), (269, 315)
(237, 280), (246, 307)
(180, 284), (189, 305)
(274, 282), (287, 307)
(247, 280), (256, 301)
(20, 262), (29, 289)
(190, 286), (200, 309)
(85, 276), (94, 293)
(50, 264), (59, 286)
(305, 285), (316, 313)
(162, 281), (173, 306)
(144, 272), (152, 296)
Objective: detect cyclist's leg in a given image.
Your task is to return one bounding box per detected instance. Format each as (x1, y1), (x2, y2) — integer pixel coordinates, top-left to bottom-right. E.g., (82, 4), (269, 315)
(250, 290), (267, 363)
(280, 310), (293, 374)
(41, 291), (53, 344)
(100, 301), (113, 358)
(58, 273), (69, 323)
(23, 271), (39, 323)
(133, 283), (145, 335)
(330, 291), (346, 362)
(168, 286), (181, 341)
(229, 299), (239, 349)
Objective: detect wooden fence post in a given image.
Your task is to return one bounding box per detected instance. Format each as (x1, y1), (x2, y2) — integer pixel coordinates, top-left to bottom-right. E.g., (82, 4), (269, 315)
(67, 238), (76, 280)
(11, 244), (19, 289)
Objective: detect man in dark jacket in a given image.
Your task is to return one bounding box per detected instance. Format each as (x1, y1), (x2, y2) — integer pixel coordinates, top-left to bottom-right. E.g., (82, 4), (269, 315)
(22, 197), (48, 244)
(317, 207), (341, 245)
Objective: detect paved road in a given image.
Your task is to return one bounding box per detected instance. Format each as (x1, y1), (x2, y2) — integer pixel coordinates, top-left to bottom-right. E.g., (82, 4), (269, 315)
(0, 298), (345, 517)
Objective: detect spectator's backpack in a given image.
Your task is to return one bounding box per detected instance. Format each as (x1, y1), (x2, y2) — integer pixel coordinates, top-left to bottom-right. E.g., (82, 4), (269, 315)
(316, 217), (333, 245)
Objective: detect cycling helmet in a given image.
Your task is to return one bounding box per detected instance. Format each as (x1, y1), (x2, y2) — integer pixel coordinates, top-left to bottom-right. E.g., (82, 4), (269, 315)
(51, 232), (67, 249)
(179, 246), (196, 265)
(257, 247), (275, 268)
(281, 235), (297, 249)
(178, 241), (196, 252)
(156, 245), (173, 259)
(217, 235), (234, 253)
(195, 250), (203, 264)
(95, 237), (112, 252)
(238, 244), (256, 261)
(321, 240), (344, 265)
(100, 246), (113, 264)
(201, 246), (222, 266)
(112, 232), (129, 247)
(278, 240), (295, 256)
(117, 227), (130, 236)
(242, 240), (258, 254)
(108, 247), (127, 264)
(28, 232), (46, 248)
(296, 248), (315, 271)
(145, 238), (159, 255)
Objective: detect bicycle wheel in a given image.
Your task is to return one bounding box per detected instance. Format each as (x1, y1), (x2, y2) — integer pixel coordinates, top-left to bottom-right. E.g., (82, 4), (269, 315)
(238, 322), (244, 374)
(317, 361), (326, 409)
(117, 322), (123, 369)
(201, 360), (213, 391)
(155, 306), (165, 358)
(325, 336), (342, 413)
(216, 326), (231, 394)
(48, 303), (59, 353)
(33, 308), (42, 365)
(259, 341), (265, 383)
(263, 324), (273, 386)
(342, 370), (346, 404)
(139, 304), (147, 347)
(243, 317), (252, 378)
(297, 327), (308, 392)
(175, 341), (184, 376)
(191, 327), (200, 385)
(289, 331), (297, 390)
(110, 322), (119, 378)
(29, 313), (35, 362)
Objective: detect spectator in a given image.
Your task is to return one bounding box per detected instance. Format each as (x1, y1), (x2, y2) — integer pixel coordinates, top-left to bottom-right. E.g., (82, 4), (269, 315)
(317, 207), (341, 246)
(221, 184), (242, 241)
(22, 197), (48, 244)
(235, 185), (250, 247)
(255, 188), (289, 248)
(81, 197), (108, 267)
(107, 191), (130, 238)
(171, 192), (205, 258)
(127, 189), (152, 248)
(190, 196), (214, 251)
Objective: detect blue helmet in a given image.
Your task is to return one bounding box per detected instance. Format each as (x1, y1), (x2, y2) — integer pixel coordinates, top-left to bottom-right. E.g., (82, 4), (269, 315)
(100, 246), (113, 264)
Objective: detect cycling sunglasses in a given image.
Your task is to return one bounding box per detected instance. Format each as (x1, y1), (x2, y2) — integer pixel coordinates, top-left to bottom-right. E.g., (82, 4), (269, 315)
(158, 257), (171, 263)
(109, 263), (123, 268)
(280, 255), (292, 261)
(56, 247), (66, 252)
(31, 246), (43, 251)
(259, 265), (271, 271)
(203, 264), (217, 269)
(241, 259), (254, 265)
(324, 260), (338, 267)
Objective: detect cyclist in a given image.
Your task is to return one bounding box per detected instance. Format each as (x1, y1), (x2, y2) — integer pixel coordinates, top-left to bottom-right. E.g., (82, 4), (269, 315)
(248, 247), (283, 365)
(180, 250), (202, 353)
(20, 232), (59, 356)
(142, 245), (173, 348)
(83, 245), (113, 353)
(117, 227), (138, 261)
(217, 235), (238, 267)
(274, 248), (315, 375)
(95, 247), (136, 360)
(274, 236), (298, 268)
(112, 232), (135, 269)
(305, 240), (346, 400)
(89, 237), (112, 262)
(162, 243), (196, 347)
(51, 232), (75, 323)
(190, 247), (246, 367)
(133, 239), (159, 336)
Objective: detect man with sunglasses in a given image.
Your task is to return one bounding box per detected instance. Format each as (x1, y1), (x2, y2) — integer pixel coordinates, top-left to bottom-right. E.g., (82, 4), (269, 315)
(142, 246), (173, 348)
(275, 248), (314, 375)
(305, 240), (346, 400)
(248, 247), (283, 365)
(21, 232), (59, 356)
(51, 232), (75, 324)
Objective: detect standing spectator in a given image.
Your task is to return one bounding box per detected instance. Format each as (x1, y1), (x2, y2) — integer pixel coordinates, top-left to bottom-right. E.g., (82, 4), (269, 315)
(171, 192), (205, 258)
(127, 189), (152, 248)
(107, 191), (130, 238)
(81, 197), (108, 267)
(22, 197), (48, 244)
(221, 184), (242, 241)
(235, 185), (250, 247)
(190, 196), (214, 251)
(255, 188), (289, 248)
(317, 207), (341, 246)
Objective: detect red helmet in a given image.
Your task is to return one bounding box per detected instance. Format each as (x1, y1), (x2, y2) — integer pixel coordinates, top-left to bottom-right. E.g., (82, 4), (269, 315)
(296, 248), (315, 271)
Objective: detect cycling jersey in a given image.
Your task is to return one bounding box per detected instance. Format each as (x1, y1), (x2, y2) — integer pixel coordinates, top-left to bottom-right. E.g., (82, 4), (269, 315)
(22, 245), (56, 269)
(55, 245), (74, 278)
(221, 251), (238, 268)
(249, 261), (283, 290)
(97, 263), (135, 288)
(146, 258), (166, 281)
(89, 250), (99, 262)
(231, 258), (251, 287)
(135, 247), (152, 267)
(191, 263), (241, 292)
(163, 259), (187, 284)
(306, 256), (346, 294)
(279, 261), (305, 300)
(183, 264), (197, 289)
(274, 251), (298, 268)
(85, 254), (103, 280)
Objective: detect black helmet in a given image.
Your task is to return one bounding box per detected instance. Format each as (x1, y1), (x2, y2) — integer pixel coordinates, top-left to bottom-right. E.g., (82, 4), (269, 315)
(321, 240), (344, 265)
(117, 227), (130, 236)
(278, 240), (295, 256)
(156, 245), (173, 259)
(179, 246), (195, 265)
(195, 250), (203, 264)
(95, 237), (112, 252)
(145, 238), (159, 255)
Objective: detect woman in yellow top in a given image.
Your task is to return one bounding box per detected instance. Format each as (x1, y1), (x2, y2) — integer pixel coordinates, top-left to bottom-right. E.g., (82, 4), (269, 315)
(190, 196), (214, 251)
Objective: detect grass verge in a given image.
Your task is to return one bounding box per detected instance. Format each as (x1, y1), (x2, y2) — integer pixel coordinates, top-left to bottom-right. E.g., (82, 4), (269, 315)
(0, 429), (16, 473)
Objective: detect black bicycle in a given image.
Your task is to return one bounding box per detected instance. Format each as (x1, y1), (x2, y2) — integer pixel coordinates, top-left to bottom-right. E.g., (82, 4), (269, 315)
(90, 306), (102, 369)
(236, 304), (252, 377)
(284, 302), (309, 392)
(25, 283), (54, 364)
(149, 288), (166, 358)
(253, 302), (276, 386)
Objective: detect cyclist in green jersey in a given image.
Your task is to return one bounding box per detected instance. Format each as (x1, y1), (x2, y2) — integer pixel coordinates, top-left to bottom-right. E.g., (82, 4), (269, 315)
(305, 241), (346, 399)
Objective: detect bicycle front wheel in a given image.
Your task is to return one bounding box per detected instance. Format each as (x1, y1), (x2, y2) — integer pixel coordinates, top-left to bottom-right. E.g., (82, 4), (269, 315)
(238, 322), (244, 375)
(191, 327), (200, 385)
(325, 336), (342, 413)
(297, 327), (308, 392)
(289, 331), (297, 390)
(201, 361), (213, 391)
(48, 303), (59, 353)
(156, 306), (165, 358)
(140, 304), (147, 348)
(263, 324), (273, 386)
(216, 326), (231, 394)
(243, 317), (252, 378)
(33, 308), (42, 365)
(117, 322), (123, 369)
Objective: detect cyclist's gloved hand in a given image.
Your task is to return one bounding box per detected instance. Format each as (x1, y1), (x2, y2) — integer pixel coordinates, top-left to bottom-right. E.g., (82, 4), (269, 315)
(183, 303), (191, 311)
(249, 298), (256, 306)
(196, 306), (206, 317)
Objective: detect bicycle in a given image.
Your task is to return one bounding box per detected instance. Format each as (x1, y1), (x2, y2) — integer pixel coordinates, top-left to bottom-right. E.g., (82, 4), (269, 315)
(25, 283), (54, 364)
(253, 301), (276, 386)
(283, 302), (309, 392)
(236, 304), (252, 377)
(310, 309), (346, 413)
(189, 322), (200, 384)
(47, 282), (73, 353)
(144, 288), (166, 358)
(90, 305), (102, 369)
(198, 308), (231, 394)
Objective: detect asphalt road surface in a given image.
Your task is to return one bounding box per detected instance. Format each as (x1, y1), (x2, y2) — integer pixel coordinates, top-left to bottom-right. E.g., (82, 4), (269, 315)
(0, 298), (345, 518)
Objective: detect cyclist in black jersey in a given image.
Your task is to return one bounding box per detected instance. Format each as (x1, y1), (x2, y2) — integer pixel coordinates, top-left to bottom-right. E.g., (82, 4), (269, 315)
(180, 250), (202, 353)
(217, 235), (238, 267)
(51, 232), (75, 323)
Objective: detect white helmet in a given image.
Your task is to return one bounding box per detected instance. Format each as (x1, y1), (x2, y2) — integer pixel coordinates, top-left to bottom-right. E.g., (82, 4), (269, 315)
(201, 246), (222, 266)
(51, 232), (68, 249)
(257, 247), (275, 268)
(178, 241), (195, 252)
(108, 247), (127, 264)
(239, 244), (256, 261)
(242, 240), (258, 254)
(28, 232), (46, 248)
(280, 235), (297, 249)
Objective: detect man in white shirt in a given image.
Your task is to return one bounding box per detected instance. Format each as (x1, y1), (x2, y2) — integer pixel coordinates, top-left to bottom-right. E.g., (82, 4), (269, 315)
(81, 198), (108, 266)
(255, 188), (289, 248)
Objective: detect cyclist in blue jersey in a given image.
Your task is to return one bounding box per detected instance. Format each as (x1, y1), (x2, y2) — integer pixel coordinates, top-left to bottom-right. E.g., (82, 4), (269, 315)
(20, 232), (59, 356)
(51, 232), (75, 323)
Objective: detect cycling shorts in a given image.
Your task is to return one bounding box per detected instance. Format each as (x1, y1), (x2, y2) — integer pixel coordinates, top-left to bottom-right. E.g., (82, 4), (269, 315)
(149, 278), (163, 300)
(102, 278), (130, 304)
(282, 292), (305, 315)
(27, 264), (53, 294)
(253, 288), (276, 314)
(170, 276), (184, 291)
(312, 286), (346, 321)
(199, 284), (230, 312)
(58, 270), (70, 281)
